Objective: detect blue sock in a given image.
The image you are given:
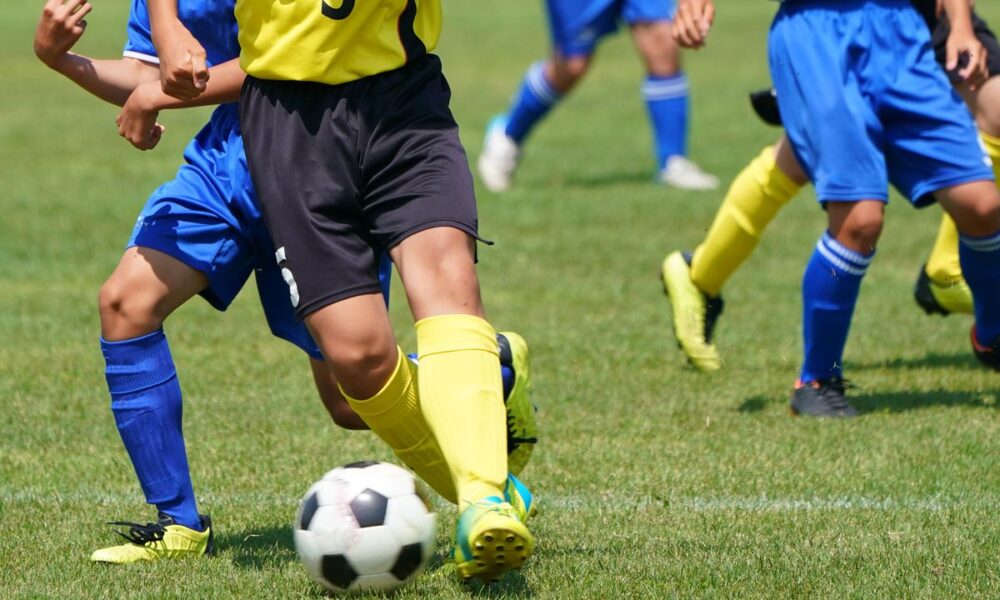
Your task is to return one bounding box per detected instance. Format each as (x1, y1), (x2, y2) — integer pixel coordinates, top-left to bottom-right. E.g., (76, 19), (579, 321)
(800, 232), (874, 383)
(102, 329), (201, 530)
(504, 61), (563, 144)
(642, 73), (689, 169)
(960, 229), (1000, 344)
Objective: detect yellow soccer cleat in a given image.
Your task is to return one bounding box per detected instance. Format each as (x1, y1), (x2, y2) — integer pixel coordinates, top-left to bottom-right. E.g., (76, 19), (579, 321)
(503, 473), (538, 524)
(497, 332), (538, 476)
(661, 251), (725, 371)
(453, 497), (534, 583)
(914, 266), (974, 316)
(90, 514), (214, 564)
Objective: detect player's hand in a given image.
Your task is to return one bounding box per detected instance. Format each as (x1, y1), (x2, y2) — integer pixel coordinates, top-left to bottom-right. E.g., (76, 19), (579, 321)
(673, 0), (715, 49)
(34, 0), (92, 68)
(117, 84), (166, 151)
(946, 25), (988, 90)
(153, 21), (209, 101)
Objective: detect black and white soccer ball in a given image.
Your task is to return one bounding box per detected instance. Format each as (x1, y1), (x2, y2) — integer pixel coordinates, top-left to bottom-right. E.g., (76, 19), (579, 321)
(293, 461), (437, 594)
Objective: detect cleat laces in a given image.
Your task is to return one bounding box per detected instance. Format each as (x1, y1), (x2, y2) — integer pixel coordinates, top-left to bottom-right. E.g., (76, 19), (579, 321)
(107, 519), (168, 546)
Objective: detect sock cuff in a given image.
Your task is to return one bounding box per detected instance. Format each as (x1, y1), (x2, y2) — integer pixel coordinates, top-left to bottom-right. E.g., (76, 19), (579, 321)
(960, 229), (1000, 252)
(525, 61), (560, 106)
(102, 329), (178, 396)
(817, 232), (874, 276)
(754, 145), (803, 199)
(341, 347), (416, 417)
(642, 72), (688, 101)
(416, 314), (498, 358)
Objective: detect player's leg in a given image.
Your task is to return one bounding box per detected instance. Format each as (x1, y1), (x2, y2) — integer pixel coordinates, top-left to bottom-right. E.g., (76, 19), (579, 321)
(478, 1), (614, 192)
(629, 14), (717, 189)
(388, 227), (533, 581)
(935, 181), (1000, 370)
(92, 247), (214, 563)
(662, 135), (806, 370)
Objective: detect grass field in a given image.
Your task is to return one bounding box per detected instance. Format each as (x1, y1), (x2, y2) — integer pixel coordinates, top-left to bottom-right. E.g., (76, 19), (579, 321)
(3, 1), (1000, 597)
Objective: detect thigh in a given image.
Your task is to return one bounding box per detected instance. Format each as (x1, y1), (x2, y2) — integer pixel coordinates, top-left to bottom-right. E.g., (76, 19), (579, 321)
(768, 5), (888, 203)
(129, 118), (257, 311)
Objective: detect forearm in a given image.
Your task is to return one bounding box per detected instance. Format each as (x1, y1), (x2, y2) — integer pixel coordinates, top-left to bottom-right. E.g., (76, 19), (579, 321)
(147, 0), (180, 47)
(942, 0), (974, 30)
(143, 58), (244, 109)
(48, 54), (159, 106)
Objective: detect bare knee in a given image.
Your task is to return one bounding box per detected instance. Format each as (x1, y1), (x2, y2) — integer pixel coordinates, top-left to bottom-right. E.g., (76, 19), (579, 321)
(546, 55), (590, 93)
(98, 278), (166, 340)
(827, 201), (884, 254)
(937, 181), (1000, 237)
(631, 21), (680, 76)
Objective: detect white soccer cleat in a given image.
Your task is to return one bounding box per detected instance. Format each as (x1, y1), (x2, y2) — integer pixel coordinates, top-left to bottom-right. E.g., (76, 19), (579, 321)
(477, 116), (521, 193)
(659, 155), (720, 191)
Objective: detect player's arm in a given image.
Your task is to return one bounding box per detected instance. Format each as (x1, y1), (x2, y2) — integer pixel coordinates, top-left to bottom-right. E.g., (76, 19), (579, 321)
(941, 0), (988, 88)
(673, 0), (715, 49)
(34, 0), (159, 106)
(116, 58), (244, 150)
(146, 0), (209, 100)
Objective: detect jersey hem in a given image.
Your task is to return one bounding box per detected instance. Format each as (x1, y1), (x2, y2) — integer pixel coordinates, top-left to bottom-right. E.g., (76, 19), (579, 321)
(123, 50), (160, 65)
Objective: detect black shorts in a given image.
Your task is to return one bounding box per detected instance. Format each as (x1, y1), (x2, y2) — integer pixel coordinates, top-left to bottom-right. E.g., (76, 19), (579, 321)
(932, 11), (1000, 78)
(240, 54), (479, 319)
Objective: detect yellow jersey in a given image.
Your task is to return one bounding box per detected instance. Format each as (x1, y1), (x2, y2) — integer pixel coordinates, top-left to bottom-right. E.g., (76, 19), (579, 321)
(236, 0), (442, 85)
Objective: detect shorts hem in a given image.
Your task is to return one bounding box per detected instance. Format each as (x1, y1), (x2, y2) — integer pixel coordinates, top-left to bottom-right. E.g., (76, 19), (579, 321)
(386, 219), (486, 250)
(126, 240), (230, 311)
(296, 284), (387, 320)
(910, 173), (996, 208)
(815, 191), (889, 204)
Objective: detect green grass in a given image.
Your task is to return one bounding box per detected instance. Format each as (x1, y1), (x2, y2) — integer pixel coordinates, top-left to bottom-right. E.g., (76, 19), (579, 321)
(3, 1), (1000, 597)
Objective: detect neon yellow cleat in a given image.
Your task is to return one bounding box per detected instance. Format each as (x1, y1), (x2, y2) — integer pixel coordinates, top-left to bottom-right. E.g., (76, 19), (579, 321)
(498, 332), (537, 476)
(661, 251), (724, 371)
(453, 498), (534, 583)
(90, 514), (214, 564)
(914, 266), (974, 316)
(504, 473), (537, 524)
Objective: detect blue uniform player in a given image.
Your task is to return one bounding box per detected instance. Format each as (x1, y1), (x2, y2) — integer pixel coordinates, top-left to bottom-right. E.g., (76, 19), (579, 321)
(673, 0), (1000, 416)
(478, 0), (719, 192)
(34, 0), (396, 562)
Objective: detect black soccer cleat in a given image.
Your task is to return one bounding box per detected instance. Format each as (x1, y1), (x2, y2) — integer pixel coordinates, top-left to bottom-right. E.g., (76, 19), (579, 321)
(913, 266), (950, 316)
(790, 377), (858, 418)
(971, 326), (1000, 372)
(749, 87), (783, 127)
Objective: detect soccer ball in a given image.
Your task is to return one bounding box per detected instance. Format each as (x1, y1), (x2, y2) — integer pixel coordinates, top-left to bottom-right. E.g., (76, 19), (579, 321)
(293, 461), (437, 594)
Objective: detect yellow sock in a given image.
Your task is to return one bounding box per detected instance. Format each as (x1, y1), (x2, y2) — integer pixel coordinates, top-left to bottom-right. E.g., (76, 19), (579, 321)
(416, 314), (506, 509)
(690, 145), (804, 297)
(341, 350), (457, 504)
(925, 213), (964, 285)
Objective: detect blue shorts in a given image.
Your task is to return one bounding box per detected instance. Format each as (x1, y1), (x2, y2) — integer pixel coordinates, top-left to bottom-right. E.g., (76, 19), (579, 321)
(769, 0), (993, 206)
(546, 0), (675, 56)
(127, 104), (392, 360)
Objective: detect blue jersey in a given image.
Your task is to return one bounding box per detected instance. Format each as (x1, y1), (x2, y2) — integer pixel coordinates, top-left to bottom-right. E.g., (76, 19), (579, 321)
(546, 0), (675, 56)
(123, 0), (239, 66)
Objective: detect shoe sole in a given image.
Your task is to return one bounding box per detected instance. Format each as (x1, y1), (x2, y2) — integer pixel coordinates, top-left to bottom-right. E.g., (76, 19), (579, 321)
(660, 252), (722, 371)
(456, 525), (534, 583)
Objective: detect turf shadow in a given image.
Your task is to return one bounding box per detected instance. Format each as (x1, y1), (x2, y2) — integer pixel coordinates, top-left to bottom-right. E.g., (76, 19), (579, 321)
(216, 524), (298, 570)
(561, 169), (653, 189)
(850, 351), (979, 371)
(851, 389), (999, 413)
(737, 396), (773, 413)
(464, 570), (533, 599)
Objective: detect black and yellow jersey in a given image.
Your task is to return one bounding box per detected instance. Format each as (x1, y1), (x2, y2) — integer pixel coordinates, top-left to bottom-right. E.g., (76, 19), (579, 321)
(236, 0), (441, 84)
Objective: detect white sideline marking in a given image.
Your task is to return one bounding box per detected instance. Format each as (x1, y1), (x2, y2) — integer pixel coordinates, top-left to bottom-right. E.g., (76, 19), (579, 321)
(3, 488), (998, 513)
